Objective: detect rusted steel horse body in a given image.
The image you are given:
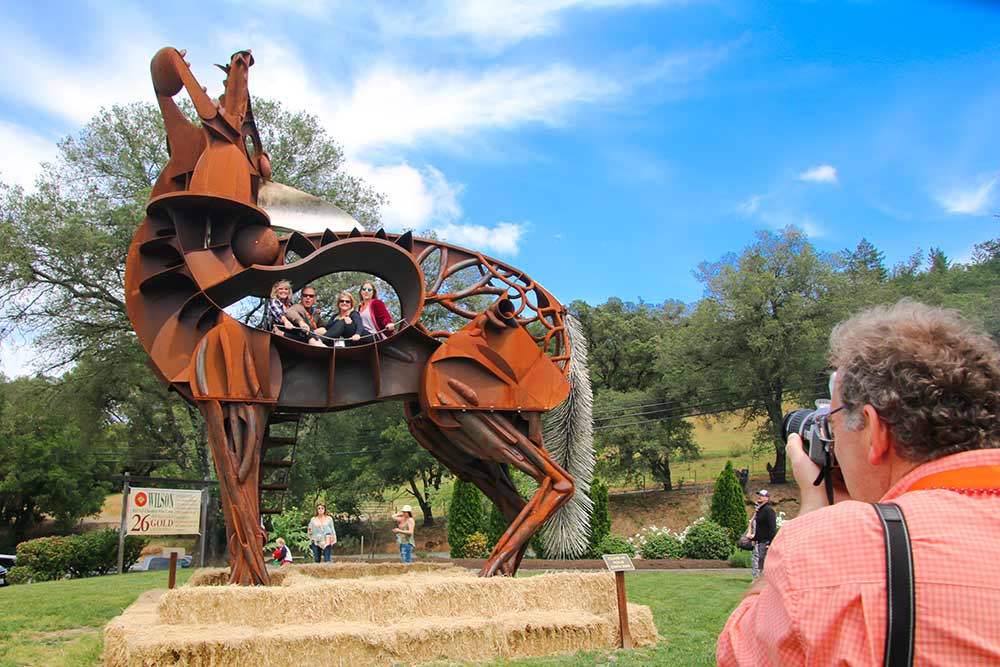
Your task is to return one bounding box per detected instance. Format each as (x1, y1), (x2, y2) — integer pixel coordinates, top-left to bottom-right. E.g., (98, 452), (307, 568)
(125, 48), (593, 585)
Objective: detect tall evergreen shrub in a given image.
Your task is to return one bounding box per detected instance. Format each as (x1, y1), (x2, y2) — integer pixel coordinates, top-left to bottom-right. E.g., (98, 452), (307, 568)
(486, 502), (507, 550)
(447, 479), (486, 558)
(710, 460), (749, 542)
(587, 478), (611, 558)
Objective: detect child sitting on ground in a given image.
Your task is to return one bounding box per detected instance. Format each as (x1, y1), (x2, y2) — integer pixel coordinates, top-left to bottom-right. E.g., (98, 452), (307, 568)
(272, 537), (293, 566)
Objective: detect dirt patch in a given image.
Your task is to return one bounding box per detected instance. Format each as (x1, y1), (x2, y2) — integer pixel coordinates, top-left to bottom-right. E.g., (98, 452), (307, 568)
(29, 627), (99, 640)
(609, 476), (801, 538)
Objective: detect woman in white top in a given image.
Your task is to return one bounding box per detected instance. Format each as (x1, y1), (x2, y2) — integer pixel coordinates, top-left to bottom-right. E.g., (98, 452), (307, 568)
(307, 504), (337, 563)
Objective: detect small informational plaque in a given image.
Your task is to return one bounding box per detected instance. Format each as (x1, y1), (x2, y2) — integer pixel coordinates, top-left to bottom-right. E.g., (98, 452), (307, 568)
(602, 553), (635, 572)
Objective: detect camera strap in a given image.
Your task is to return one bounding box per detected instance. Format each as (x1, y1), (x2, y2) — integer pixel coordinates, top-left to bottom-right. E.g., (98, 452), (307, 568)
(872, 502), (914, 667)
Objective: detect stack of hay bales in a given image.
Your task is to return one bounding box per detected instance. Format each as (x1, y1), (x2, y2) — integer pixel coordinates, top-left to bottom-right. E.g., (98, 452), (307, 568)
(104, 563), (660, 666)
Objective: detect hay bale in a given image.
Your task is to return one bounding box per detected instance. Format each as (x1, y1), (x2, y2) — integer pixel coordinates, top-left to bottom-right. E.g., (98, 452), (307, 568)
(107, 604), (658, 666)
(185, 562), (457, 588)
(105, 567), (661, 666)
(159, 571), (620, 627)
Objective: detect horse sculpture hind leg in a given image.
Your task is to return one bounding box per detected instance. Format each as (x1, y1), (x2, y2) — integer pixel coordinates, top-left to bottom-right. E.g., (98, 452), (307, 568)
(416, 298), (577, 576)
(406, 403), (532, 575)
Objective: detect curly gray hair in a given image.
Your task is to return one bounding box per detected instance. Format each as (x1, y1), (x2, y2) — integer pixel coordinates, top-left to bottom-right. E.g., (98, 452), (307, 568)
(829, 300), (1000, 462)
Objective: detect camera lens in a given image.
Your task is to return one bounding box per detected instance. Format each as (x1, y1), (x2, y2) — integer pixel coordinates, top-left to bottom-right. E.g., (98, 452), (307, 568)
(781, 408), (816, 441)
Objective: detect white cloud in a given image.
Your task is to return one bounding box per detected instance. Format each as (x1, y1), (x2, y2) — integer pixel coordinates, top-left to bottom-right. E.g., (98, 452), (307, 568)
(330, 63), (619, 154)
(346, 161), (462, 230)
(345, 159), (525, 255)
(936, 172), (1000, 215)
(0, 12), (166, 127)
(435, 221), (528, 256)
(0, 121), (59, 189)
(380, 0), (665, 51)
(798, 164), (838, 184)
(736, 194), (763, 216)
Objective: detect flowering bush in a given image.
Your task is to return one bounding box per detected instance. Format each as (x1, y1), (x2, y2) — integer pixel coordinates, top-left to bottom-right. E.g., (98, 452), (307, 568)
(627, 526), (683, 560)
(626, 517), (733, 561)
(461, 532), (491, 559)
(681, 519), (731, 560)
(597, 534), (636, 557)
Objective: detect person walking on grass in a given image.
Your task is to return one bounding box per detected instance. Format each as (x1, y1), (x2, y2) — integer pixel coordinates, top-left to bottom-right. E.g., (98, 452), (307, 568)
(392, 505), (415, 564)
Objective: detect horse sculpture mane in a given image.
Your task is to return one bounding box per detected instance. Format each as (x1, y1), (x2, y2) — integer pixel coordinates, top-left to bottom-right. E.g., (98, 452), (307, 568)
(125, 47), (594, 585)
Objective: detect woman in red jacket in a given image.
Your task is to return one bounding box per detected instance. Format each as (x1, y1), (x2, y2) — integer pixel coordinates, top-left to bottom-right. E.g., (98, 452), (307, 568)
(357, 281), (395, 342)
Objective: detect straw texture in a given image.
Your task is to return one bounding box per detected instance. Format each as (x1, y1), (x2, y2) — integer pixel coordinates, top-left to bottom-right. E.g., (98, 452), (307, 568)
(104, 565), (659, 666)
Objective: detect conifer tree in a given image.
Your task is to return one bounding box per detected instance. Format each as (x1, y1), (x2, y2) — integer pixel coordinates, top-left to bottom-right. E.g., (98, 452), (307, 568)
(587, 478), (611, 558)
(447, 479), (486, 557)
(710, 461), (749, 542)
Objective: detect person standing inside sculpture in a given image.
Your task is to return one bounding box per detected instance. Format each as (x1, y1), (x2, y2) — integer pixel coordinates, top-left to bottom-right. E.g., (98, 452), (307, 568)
(748, 489), (776, 577)
(307, 504), (337, 563)
(326, 291), (363, 346)
(358, 281), (395, 342)
(392, 505), (415, 564)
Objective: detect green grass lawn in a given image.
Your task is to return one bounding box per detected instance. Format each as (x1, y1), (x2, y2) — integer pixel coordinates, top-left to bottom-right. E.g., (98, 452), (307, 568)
(0, 569), (193, 667)
(0, 568), (748, 667)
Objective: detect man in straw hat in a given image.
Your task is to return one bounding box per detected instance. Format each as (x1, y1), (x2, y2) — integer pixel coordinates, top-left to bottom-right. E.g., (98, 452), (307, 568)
(392, 505), (416, 564)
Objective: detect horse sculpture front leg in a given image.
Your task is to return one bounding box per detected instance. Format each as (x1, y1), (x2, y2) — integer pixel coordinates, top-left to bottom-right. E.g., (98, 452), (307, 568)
(200, 400), (271, 585)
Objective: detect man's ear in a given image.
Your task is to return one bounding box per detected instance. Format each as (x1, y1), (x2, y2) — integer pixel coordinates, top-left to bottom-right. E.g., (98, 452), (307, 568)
(864, 404), (892, 465)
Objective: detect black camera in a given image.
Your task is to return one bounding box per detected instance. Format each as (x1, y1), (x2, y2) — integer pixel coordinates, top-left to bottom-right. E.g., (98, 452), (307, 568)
(781, 403), (835, 468)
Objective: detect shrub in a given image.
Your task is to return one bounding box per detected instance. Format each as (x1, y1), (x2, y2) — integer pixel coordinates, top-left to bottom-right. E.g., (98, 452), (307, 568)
(639, 531), (684, 559)
(68, 529), (116, 577)
(7, 565), (39, 584)
(120, 534), (148, 572)
(586, 478), (611, 558)
(266, 506), (310, 554)
(448, 479), (486, 558)
(486, 503), (507, 550)
(728, 548), (752, 568)
(681, 519), (732, 560)
(597, 534), (635, 557)
(16, 536), (74, 580)
(461, 532), (491, 558)
(710, 460), (748, 543)
(15, 531), (147, 582)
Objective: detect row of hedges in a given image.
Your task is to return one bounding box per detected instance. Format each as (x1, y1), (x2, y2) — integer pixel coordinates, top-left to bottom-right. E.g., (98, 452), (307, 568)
(596, 519), (732, 560)
(9, 528), (147, 584)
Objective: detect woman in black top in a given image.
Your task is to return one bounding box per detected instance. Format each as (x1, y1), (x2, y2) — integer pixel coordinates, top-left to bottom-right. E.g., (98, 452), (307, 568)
(326, 291), (363, 346)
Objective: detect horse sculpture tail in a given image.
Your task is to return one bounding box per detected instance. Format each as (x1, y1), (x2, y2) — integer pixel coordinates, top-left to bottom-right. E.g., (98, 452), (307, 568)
(539, 312), (595, 558)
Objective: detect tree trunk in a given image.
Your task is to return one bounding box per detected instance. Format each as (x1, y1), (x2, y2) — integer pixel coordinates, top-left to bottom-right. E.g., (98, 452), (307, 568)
(765, 397), (787, 484)
(408, 478), (435, 526)
(649, 459), (672, 491)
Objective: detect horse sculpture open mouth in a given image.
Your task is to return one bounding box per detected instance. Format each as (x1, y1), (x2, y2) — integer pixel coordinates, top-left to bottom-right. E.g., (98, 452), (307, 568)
(125, 47), (594, 585)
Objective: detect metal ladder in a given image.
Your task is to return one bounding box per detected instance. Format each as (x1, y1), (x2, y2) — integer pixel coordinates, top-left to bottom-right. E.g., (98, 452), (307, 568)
(258, 410), (302, 517)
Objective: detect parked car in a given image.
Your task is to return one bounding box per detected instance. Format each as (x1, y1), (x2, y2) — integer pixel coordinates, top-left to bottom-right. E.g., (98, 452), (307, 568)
(0, 554), (15, 587)
(130, 554), (193, 572)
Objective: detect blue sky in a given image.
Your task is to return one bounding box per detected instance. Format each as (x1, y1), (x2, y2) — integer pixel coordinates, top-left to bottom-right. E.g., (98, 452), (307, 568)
(1, 0), (999, 318)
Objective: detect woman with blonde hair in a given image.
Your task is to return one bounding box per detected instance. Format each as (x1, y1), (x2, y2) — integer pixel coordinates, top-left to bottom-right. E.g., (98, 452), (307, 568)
(262, 280), (324, 346)
(357, 280), (395, 343)
(326, 291), (363, 346)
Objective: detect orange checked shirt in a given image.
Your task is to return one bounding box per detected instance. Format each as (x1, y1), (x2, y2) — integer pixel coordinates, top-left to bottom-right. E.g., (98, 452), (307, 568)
(717, 448), (1000, 666)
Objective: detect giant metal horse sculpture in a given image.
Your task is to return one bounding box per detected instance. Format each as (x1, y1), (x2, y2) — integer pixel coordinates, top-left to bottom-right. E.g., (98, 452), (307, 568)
(125, 48), (594, 585)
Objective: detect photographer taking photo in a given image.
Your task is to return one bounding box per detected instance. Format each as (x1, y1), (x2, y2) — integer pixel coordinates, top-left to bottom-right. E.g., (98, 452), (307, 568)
(718, 300), (1000, 666)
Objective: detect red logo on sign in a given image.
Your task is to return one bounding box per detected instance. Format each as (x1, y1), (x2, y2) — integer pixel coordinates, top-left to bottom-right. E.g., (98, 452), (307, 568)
(134, 491), (148, 507)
